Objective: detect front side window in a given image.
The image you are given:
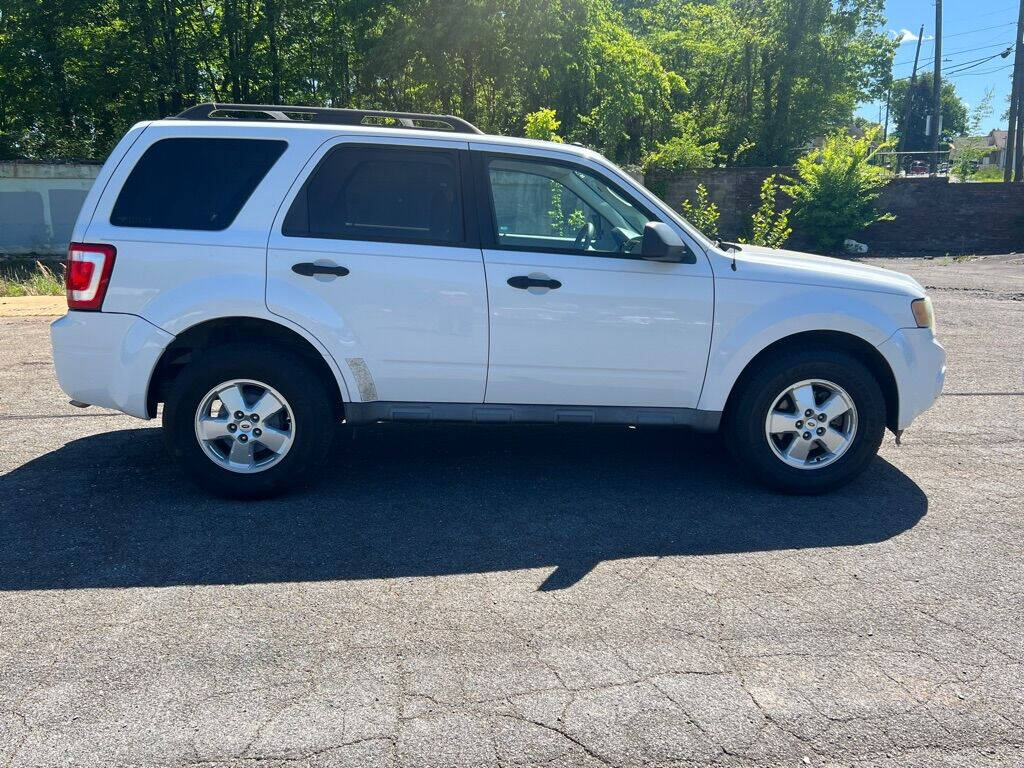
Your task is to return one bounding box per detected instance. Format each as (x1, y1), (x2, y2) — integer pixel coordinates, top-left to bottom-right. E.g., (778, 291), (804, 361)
(283, 145), (464, 244)
(485, 157), (655, 256)
(111, 138), (286, 230)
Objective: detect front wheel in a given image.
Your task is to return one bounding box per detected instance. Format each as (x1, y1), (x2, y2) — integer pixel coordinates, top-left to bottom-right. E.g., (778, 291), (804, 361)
(163, 343), (336, 499)
(723, 348), (886, 493)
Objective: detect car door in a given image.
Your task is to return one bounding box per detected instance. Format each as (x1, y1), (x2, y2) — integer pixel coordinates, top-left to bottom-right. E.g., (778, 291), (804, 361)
(473, 146), (714, 408)
(266, 136), (488, 404)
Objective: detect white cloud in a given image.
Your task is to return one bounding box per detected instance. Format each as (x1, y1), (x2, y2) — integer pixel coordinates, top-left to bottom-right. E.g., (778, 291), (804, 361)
(891, 28), (934, 45)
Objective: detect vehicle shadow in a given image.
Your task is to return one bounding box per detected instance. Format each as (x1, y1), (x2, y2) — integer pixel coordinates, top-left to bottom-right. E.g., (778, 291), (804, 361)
(0, 424), (927, 591)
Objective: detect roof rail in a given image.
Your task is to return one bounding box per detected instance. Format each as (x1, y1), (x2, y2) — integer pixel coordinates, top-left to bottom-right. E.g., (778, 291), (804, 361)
(173, 103), (484, 135)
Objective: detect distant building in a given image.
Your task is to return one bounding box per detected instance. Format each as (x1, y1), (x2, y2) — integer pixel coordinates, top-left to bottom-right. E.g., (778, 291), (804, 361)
(949, 130), (1007, 171)
(982, 129), (1007, 169)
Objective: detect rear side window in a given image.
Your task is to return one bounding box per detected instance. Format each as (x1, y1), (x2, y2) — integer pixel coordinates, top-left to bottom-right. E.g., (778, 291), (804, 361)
(111, 138), (286, 230)
(283, 145), (464, 244)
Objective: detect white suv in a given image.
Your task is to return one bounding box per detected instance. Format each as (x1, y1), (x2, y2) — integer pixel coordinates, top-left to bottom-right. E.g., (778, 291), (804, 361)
(51, 103), (945, 498)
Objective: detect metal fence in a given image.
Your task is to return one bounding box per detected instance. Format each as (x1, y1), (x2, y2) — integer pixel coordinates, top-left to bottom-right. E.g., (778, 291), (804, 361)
(872, 150), (953, 178)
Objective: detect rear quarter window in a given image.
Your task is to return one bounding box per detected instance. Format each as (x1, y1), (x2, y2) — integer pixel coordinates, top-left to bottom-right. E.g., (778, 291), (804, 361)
(110, 138), (287, 231)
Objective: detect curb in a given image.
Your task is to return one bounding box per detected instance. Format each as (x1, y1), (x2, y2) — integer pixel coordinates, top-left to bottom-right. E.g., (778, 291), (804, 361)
(0, 296), (66, 317)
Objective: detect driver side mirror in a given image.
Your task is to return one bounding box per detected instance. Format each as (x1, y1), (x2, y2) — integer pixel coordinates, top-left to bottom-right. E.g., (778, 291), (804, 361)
(640, 222), (694, 264)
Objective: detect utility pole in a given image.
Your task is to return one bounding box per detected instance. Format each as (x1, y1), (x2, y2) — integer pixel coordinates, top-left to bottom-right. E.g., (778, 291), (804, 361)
(897, 25), (926, 166)
(883, 86), (891, 141)
(929, 1), (943, 174)
(1007, 65), (1019, 181)
(1007, 0), (1024, 181)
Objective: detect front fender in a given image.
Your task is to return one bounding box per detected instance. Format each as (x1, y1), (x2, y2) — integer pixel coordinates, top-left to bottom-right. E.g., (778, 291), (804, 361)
(698, 280), (903, 412)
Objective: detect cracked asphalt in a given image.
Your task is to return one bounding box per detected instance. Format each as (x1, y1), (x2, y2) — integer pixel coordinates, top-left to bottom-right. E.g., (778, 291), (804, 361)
(1, 255), (1022, 768)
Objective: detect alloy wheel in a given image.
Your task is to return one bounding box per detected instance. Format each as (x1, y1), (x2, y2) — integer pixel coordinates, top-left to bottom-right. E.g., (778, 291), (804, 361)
(194, 379), (295, 474)
(764, 378), (858, 470)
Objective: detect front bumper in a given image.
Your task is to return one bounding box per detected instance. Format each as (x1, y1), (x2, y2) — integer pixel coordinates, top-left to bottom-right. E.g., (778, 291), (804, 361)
(51, 311), (174, 419)
(877, 327), (946, 430)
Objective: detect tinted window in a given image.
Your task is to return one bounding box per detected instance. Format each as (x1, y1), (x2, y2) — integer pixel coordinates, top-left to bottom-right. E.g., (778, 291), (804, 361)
(111, 138), (286, 230)
(486, 157), (655, 256)
(283, 145), (464, 244)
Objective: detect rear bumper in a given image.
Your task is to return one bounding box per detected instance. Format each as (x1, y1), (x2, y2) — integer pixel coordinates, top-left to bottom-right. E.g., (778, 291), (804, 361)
(50, 311), (174, 419)
(877, 327), (946, 431)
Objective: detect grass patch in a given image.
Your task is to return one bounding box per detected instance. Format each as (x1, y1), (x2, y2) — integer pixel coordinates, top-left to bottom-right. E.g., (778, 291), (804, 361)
(969, 165), (1004, 182)
(0, 261), (65, 297)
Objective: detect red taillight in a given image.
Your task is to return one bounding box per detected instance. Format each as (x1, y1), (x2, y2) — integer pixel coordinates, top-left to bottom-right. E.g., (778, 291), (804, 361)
(66, 243), (116, 310)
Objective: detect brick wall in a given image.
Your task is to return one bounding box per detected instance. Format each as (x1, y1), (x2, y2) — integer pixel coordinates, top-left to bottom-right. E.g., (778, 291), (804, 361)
(650, 168), (1024, 255)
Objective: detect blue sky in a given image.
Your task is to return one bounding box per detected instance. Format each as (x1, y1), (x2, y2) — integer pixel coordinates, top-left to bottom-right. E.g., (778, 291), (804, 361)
(854, 0), (1020, 134)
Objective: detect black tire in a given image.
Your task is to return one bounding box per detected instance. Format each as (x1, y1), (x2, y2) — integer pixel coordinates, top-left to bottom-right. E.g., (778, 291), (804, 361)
(163, 342), (336, 499)
(723, 346), (886, 494)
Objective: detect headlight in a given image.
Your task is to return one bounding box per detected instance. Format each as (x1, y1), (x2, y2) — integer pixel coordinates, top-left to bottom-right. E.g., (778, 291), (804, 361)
(911, 297), (934, 329)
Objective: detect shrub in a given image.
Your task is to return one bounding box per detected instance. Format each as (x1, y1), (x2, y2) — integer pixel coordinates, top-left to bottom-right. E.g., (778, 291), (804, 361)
(781, 127), (894, 251)
(523, 109), (563, 143)
(641, 113), (718, 175)
(740, 174), (791, 249)
(679, 184), (720, 240)
(642, 134), (719, 175)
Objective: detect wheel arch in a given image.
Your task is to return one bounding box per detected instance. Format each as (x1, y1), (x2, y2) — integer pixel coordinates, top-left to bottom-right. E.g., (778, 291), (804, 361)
(721, 330), (899, 432)
(146, 316), (347, 419)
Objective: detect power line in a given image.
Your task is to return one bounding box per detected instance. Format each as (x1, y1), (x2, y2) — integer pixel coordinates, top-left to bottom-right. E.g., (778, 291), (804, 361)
(892, 21), (1018, 65)
(891, 60), (1013, 82)
(971, 3), (1020, 19)
(944, 21), (1018, 39)
(948, 63), (1014, 77)
(894, 41), (1013, 67)
(943, 49), (1013, 74)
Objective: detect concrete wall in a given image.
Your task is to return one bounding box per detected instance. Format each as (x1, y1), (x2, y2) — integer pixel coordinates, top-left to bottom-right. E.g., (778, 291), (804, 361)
(651, 168), (1024, 255)
(0, 162), (101, 257)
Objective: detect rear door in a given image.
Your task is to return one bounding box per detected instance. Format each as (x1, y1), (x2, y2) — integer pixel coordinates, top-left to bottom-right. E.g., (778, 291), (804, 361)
(473, 146), (714, 408)
(267, 136), (488, 404)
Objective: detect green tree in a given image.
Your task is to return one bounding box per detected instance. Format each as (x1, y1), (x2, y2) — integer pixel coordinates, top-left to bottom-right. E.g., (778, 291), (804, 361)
(890, 75), (969, 153)
(618, 0), (895, 165)
(575, 15), (683, 163)
(0, 0), (900, 166)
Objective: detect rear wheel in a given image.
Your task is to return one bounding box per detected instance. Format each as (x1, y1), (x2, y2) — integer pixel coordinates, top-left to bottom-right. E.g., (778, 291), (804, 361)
(163, 343), (335, 498)
(723, 347), (886, 493)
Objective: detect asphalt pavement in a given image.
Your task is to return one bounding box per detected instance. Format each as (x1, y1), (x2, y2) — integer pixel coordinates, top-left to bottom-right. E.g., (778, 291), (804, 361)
(1, 255), (1022, 767)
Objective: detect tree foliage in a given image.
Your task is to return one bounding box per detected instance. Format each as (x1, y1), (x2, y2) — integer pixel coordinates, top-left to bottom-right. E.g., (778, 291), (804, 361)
(641, 113), (718, 174)
(679, 184), (720, 240)
(523, 109), (563, 142)
(621, 0), (894, 164)
(0, 0), (896, 165)
(740, 174), (791, 248)
(781, 127), (894, 251)
(889, 75), (969, 153)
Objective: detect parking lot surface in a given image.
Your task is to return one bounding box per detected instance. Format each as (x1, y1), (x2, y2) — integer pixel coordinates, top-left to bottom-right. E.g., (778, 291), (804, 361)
(1, 255), (1022, 767)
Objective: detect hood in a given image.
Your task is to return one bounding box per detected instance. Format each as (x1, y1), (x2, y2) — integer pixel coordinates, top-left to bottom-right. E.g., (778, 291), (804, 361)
(721, 244), (926, 298)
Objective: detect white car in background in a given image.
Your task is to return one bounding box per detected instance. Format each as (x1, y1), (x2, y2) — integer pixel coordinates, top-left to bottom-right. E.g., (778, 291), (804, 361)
(51, 103), (945, 498)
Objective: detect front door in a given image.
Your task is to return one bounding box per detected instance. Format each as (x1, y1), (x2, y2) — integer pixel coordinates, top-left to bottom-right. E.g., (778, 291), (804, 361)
(266, 137), (488, 404)
(474, 149), (714, 408)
